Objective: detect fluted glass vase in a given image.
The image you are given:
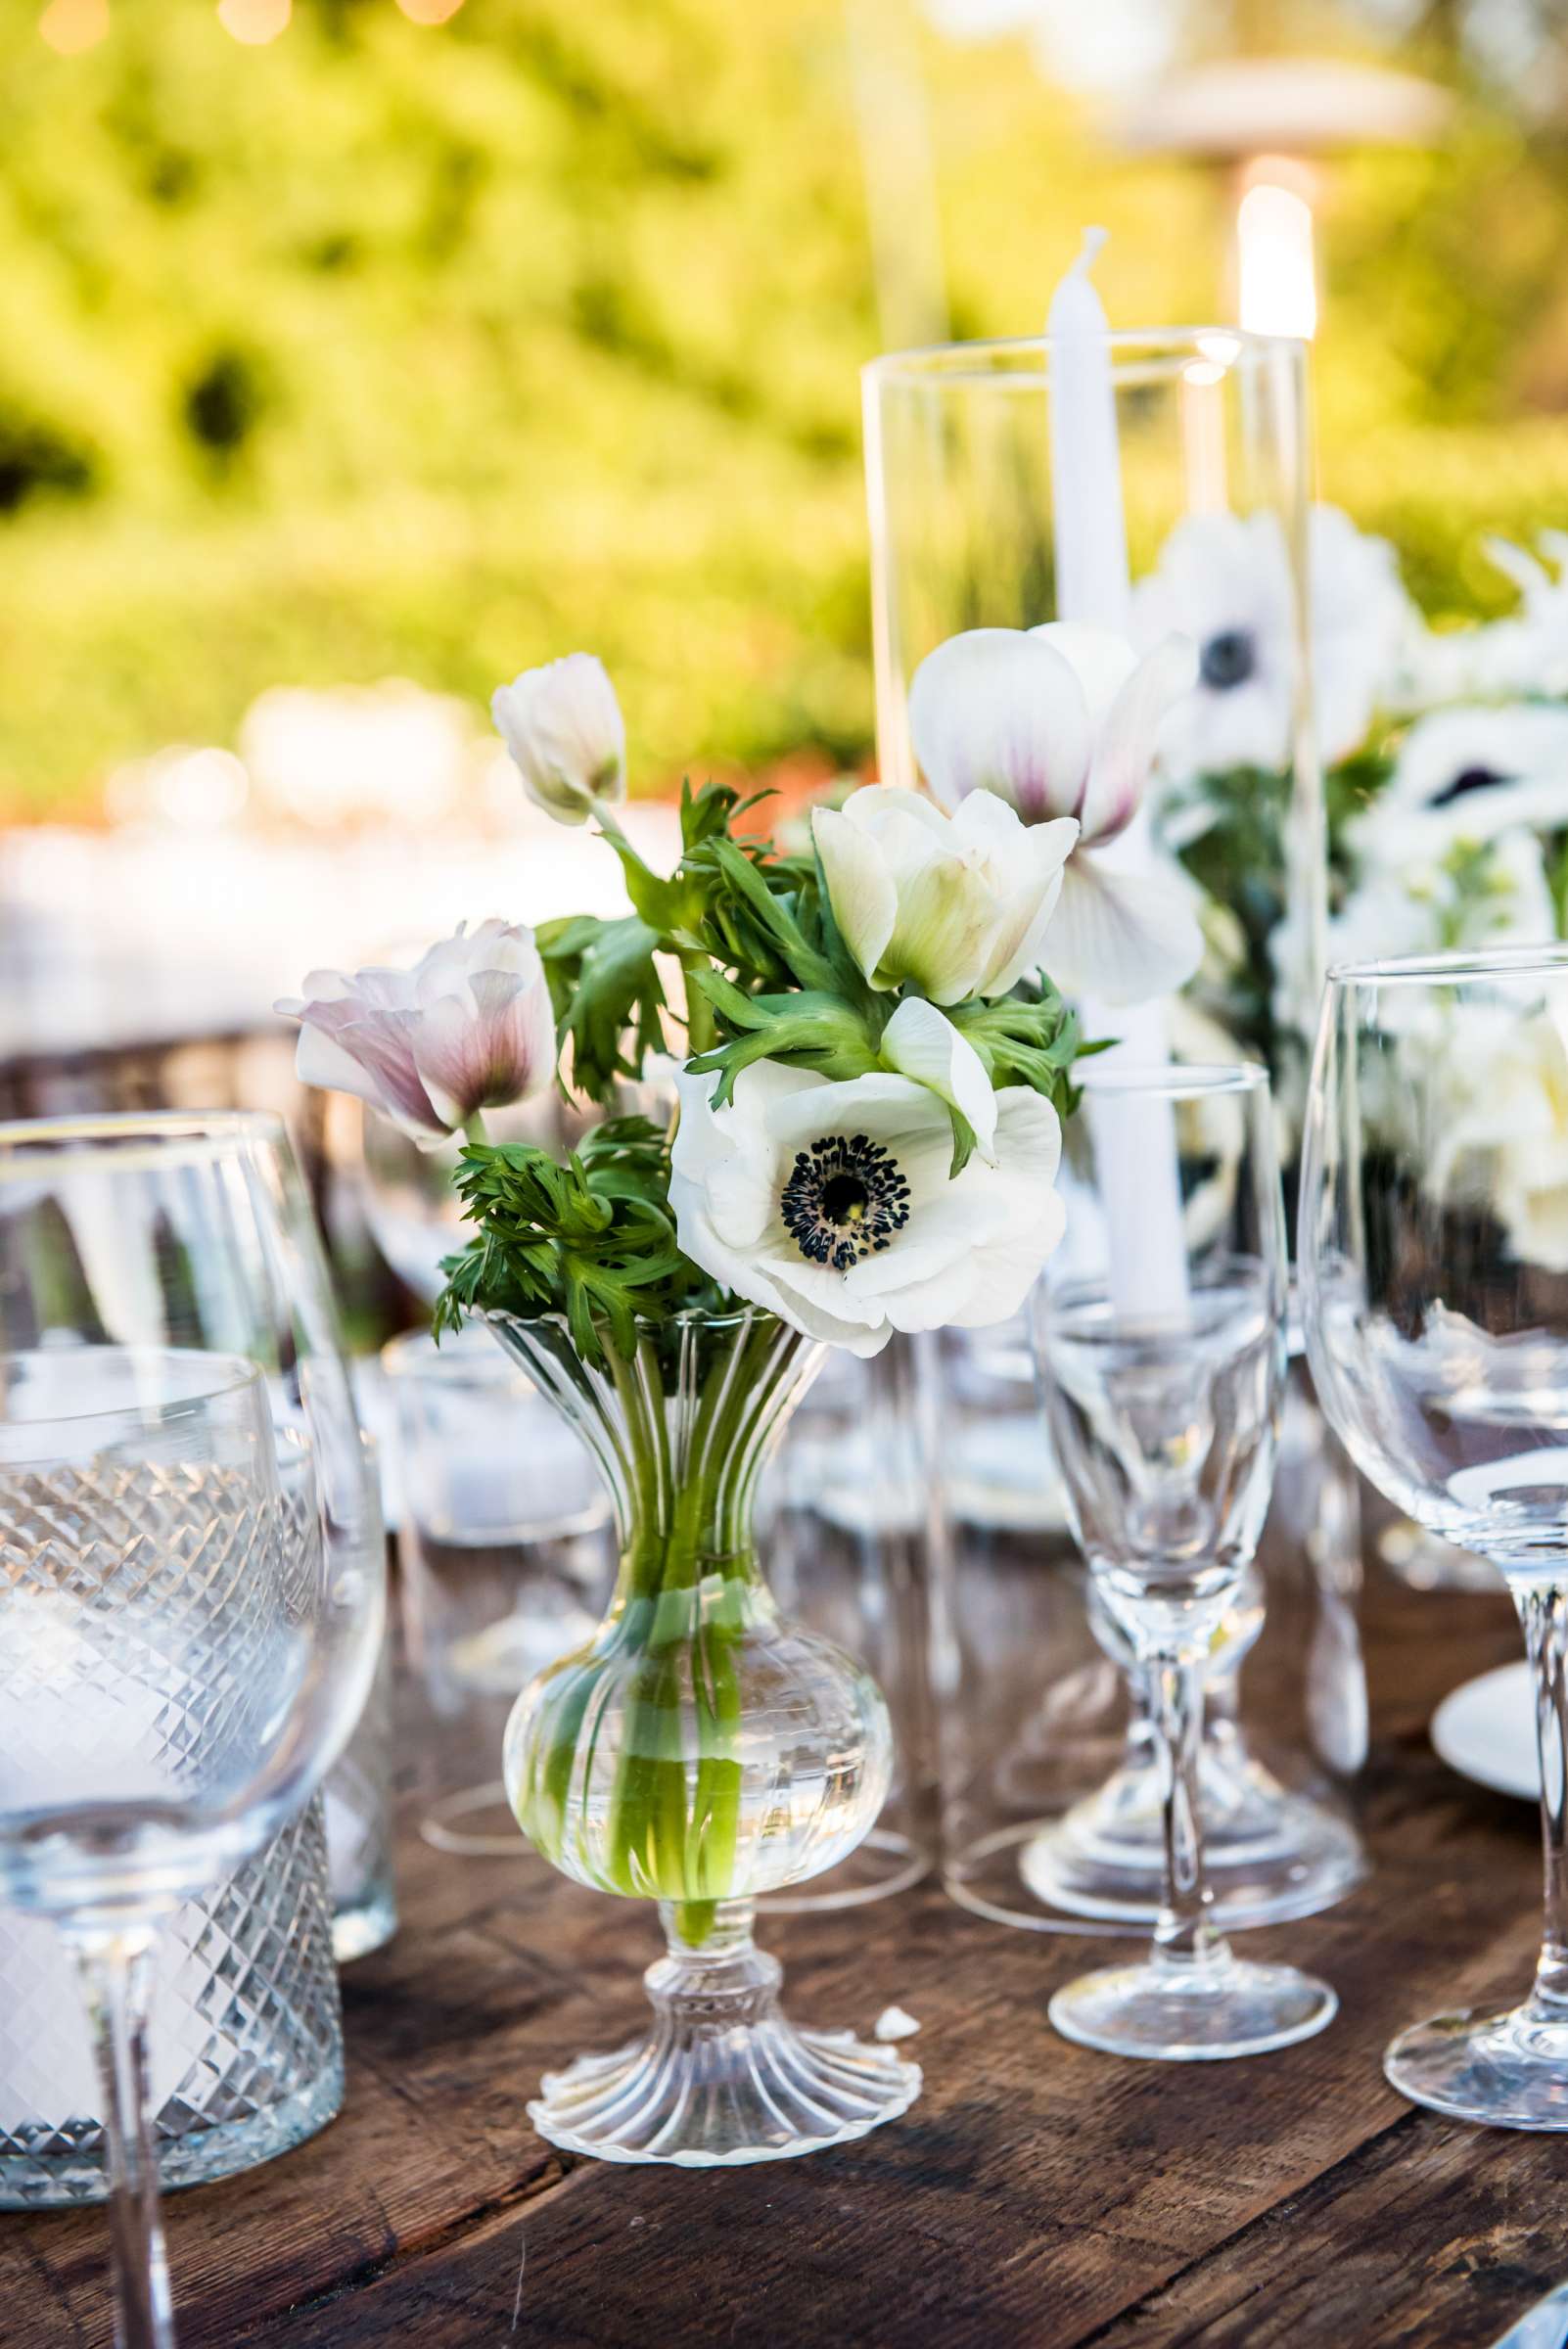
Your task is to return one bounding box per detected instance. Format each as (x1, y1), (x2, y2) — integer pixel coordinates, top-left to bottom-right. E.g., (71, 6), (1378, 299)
(488, 1305), (922, 2166)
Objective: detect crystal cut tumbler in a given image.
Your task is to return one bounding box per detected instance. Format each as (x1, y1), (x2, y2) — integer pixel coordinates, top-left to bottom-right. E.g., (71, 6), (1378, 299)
(0, 1801), (343, 2207)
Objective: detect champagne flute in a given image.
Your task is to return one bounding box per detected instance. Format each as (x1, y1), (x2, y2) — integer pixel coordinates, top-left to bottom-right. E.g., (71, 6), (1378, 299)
(1033, 1062), (1337, 2058)
(1301, 944), (1568, 2126)
(0, 1114), (384, 2344)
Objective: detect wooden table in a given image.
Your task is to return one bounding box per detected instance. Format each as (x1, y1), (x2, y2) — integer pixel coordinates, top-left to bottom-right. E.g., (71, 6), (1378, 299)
(6, 1563), (1564, 2349)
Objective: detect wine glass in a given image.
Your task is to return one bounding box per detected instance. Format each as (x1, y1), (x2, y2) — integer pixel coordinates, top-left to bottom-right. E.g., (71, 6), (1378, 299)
(0, 1113), (385, 2345)
(1300, 943), (1568, 2127)
(1033, 1062), (1337, 2059)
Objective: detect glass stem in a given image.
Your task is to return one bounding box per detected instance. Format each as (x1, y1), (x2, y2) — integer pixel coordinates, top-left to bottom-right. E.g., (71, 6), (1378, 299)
(1149, 1653), (1222, 1968)
(69, 1928), (175, 2349)
(1515, 1582), (1568, 2019)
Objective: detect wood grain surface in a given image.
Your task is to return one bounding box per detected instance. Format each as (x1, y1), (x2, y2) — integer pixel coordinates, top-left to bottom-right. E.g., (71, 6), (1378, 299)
(3, 1565), (1560, 2349)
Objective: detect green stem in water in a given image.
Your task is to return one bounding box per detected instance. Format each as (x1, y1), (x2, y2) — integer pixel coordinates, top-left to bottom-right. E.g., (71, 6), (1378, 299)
(614, 1319), (792, 1940)
(515, 1314), (811, 1947)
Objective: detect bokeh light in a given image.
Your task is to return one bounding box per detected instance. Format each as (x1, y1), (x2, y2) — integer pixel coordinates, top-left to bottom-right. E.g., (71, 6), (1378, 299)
(239, 680), (476, 830)
(1237, 175), (1317, 342)
(215, 0), (291, 46)
(394, 0), (466, 21)
(105, 746), (251, 832)
(37, 0), (109, 57)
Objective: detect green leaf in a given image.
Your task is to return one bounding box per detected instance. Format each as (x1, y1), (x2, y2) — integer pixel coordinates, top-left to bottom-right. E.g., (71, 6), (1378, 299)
(597, 816), (710, 936)
(703, 840), (841, 994)
(543, 913), (667, 1105)
(435, 1121), (733, 1369)
(685, 991), (880, 1105)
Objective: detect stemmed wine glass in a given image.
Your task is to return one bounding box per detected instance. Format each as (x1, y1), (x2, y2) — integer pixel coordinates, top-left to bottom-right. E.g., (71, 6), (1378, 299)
(0, 1114), (385, 2344)
(1301, 944), (1568, 2127)
(1033, 1062), (1338, 2058)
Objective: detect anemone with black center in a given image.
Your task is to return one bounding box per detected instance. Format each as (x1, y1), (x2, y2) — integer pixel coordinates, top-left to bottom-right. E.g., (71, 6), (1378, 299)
(780, 1132), (911, 1274)
(1428, 765), (1509, 810)
(1199, 629), (1257, 692)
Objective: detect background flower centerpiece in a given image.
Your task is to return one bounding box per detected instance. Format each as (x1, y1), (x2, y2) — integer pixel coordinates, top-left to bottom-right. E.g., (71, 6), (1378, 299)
(281, 638), (1186, 2167)
(1144, 509), (1568, 1184)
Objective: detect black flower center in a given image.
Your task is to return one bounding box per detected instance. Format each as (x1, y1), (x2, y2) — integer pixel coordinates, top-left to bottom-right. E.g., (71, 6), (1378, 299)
(1199, 628), (1256, 691)
(1428, 764), (1507, 810)
(781, 1132), (911, 1273)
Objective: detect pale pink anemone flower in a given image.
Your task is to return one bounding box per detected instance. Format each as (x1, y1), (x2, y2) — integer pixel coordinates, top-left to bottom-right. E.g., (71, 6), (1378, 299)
(276, 918), (555, 1147)
(906, 622), (1201, 1006)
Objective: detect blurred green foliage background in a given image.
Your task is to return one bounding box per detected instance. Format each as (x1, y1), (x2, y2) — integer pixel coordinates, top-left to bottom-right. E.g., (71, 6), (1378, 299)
(5, 0), (1568, 817)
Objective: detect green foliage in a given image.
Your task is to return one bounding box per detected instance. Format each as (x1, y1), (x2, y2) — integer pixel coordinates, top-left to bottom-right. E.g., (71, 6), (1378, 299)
(536, 911), (667, 1102)
(527, 773), (922, 1121)
(1168, 764), (1294, 1064)
(0, 0), (884, 812)
(947, 983), (1084, 1117)
(4, 7), (1568, 813)
(685, 977), (880, 1099)
(435, 1116), (724, 1365)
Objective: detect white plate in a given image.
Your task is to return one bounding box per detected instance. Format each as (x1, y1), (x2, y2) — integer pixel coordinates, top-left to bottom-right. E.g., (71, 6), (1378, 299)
(1431, 1661), (1538, 1804)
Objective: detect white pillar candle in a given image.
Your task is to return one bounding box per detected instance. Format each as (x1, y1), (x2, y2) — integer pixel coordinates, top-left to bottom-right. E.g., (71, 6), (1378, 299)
(1047, 231), (1190, 1319)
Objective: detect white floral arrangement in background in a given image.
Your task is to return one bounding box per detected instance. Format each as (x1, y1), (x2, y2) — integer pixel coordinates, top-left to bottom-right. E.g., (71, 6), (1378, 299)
(1130, 502), (1568, 1262)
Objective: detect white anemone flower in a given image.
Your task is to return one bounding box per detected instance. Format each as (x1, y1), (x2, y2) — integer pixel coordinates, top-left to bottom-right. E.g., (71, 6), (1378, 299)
(1135, 505), (1410, 777)
(1349, 704), (1568, 872)
(812, 785), (1077, 1006)
(905, 622), (1201, 1004)
(1427, 1006), (1568, 1272)
(276, 918), (555, 1146)
(1269, 824), (1557, 1051)
(669, 1057), (1066, 1356)
(1395, 535), (1568, 707)
(492, 653), (628, 826)
(1464, 537), (1568, 700)
(1351, 834), (1553, 961)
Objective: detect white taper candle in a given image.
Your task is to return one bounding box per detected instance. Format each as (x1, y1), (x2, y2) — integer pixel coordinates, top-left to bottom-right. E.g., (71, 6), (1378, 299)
(1047, 229), (1190, 1318)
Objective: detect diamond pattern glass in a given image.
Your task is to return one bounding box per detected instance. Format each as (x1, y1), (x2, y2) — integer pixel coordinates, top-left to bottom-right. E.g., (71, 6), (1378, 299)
(0, 1802), (342, 2207)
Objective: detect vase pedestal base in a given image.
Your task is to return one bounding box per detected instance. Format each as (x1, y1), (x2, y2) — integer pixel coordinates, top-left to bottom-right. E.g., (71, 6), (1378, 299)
(528, 1900), (921, 2166)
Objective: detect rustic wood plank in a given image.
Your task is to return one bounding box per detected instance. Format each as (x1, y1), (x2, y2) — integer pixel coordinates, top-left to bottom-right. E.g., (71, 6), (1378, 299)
(2, 1566), (1558, 2348)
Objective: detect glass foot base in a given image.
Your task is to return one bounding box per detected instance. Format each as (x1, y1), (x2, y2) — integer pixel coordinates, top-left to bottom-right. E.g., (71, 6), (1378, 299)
(1385, 2003), (1568, 2130)
(1048, 1947), (1338, 2062)
(758, 1827), (931, 1915)
(1020, 1762), (1365, 1930)
(420, 1780), (534, 1860)
(529, 1901), (921, 2165)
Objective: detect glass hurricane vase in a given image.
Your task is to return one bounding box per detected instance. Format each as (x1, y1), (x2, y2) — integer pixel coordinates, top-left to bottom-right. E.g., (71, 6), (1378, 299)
(488, 1306), (921, 2166)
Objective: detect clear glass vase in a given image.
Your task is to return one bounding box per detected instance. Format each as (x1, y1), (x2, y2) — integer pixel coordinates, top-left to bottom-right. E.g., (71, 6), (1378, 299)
(488, 1305), (922, 2166)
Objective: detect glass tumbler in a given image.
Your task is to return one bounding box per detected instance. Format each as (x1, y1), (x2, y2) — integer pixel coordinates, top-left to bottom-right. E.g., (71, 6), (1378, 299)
(0, 1801), (342, 2209)
(0, 1113), (385, 2346)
